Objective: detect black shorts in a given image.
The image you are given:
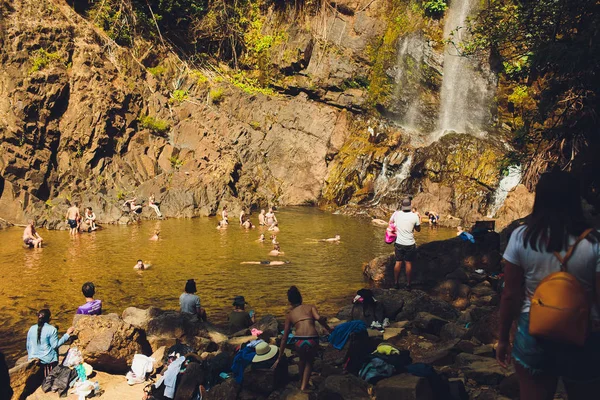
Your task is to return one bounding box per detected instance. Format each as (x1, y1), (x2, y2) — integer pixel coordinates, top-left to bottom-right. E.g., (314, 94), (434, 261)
(394, 243), (416, 262)
(68, 219), (77, 228)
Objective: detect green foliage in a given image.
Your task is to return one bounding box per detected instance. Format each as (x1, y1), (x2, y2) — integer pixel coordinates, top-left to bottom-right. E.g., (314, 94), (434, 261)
(116, 189), (126, 200)
(170, 89), (189, 104)
(29, 49), (61, 74)
(169, 155), (184, 169)
(190, 69), (208, 85)
(148, 65), (167, 76)
(45, 199), (54, 208)
(422, 0), (447, 17)
(139, 115), (170, 134)
(210, 88), (224, 104)
(249, 121), (261, 130)
(231, 72), (275, 95)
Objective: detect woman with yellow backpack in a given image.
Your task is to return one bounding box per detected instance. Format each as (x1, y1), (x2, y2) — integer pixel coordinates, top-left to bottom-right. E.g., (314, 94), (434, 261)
(497, 171), (600, 400)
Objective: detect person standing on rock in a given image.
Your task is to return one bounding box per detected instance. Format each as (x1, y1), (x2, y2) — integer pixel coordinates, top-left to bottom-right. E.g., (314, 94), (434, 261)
(273, 286), (332, 392)
(76, 282), (102, 315)
(389, 198), (420, 290)
(180, 279), (207, 322)
(27, 309), (74, 377)
(497, 171), (600, 399)
(23, 220), (43, 248)
(66, 202), (80, 235)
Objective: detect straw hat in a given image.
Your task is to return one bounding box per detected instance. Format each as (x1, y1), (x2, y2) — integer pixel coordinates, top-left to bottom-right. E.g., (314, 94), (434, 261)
(252, 342), (278, 363)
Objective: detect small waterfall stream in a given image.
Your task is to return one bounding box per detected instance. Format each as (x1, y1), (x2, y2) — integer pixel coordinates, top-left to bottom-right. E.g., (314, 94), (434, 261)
(436, 0), (495, 136)
(487, 165), (522, 217)
(372, 155), (413, 205)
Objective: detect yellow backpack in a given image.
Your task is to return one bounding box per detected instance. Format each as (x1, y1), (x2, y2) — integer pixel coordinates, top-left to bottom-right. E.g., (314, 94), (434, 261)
(529, 229), (594, 346)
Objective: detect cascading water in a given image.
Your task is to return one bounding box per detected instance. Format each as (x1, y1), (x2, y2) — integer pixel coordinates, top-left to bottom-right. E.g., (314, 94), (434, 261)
(436, 0), (496, 136)
(371, 155), (413, 205)
(487, 165), (522, 217)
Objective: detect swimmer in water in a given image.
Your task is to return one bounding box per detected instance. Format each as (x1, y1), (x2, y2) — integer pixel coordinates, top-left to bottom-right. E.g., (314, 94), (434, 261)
(319, 235), (341, 242)
(268, 222), (280, 233)
(268, 244), (284, 256)
(258, 233), (266, 242)
(271, 235), (279, 245)
(241, 260), (290, 266)
(242, 219), (254, 229)
(216, 220), (228, 230)
(133, 260), (151, 270)
(150, 230), (160, 241)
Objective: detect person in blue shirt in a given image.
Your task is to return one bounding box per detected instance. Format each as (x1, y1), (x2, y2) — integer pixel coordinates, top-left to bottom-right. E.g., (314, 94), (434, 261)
(26, 309), (74, 376)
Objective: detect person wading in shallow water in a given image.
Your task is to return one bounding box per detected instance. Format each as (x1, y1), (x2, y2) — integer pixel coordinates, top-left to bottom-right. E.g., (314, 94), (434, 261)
(273, 286), (332, 392)
(497, 171), (600, 400)
(66, 202), (80, 235)
(389, 198), (420, 290)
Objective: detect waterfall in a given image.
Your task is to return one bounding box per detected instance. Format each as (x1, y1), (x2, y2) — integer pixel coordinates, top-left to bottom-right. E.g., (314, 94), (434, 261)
(487, 165), (522, 217)
(371, 154), (413, 204)
(392, 35), (425, 131)
(436, 0), (495, 136)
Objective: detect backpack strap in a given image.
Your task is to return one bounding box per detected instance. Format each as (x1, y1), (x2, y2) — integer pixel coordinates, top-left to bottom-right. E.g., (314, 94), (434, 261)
(553, 228), (594, 271)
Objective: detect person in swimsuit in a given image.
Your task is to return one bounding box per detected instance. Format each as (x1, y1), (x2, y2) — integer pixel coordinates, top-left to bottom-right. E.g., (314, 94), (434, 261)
(84, 207), (97, 231)
(265, 208), (277, 226)
(273, 286), (332, 391)
(241, 260), (290, 266)
(242, 219), (254, 229)
(268, 222), (280, 233)
(150, 230), (160, 241)
(258, 233), (266, 242)
(133, 260), (151, 270)
(23, 220), (43, 248)
(258, 209), (266, 226)
(66, 202), (80, 235)
(148, 194), (162, 217)
(268, 244), (284, 256)
(221, 205), (229, 225)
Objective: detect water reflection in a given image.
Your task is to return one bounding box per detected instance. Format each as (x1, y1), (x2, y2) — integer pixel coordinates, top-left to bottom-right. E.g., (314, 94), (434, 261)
(0, 207), (454, 364)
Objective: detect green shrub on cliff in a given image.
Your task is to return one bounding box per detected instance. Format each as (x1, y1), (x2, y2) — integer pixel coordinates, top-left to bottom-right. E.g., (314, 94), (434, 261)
(170, 90), (189, 104)
(148, 65), (167, 76)
(139, 115), (170, 134)
(29, 49), (61, 74)
(423, 0), (447, 17)
(210, 88), (224, 104)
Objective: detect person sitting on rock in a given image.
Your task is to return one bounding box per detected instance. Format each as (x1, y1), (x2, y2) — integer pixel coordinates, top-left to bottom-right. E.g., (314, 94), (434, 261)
(84, 207), (97, 231)
(27, 309), (74, 377)
(148, 194), (162, 218)
(180, 279), (207, 322)
(228, 296), (255, 334)
(76, 282), (102, 315)
(23, 220), (43, 248)
(258, 209), (266, 226)
(133, 260), (151, 270)
(272, 286), (332, 391)
(268, 244), (284, 257)
(124, 198), (143, 214)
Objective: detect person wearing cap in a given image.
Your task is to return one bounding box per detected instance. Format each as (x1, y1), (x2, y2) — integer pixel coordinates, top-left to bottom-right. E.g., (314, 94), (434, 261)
(180, 279), (207, 322)
(228, 296), (255, 334)
(251, 341), (279, 369)
(389, 198), (421, 290)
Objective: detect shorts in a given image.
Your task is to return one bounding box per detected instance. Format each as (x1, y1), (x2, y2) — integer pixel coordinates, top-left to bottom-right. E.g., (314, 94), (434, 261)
(394, 243), (416, 262)
(512, 313), (600, 382)
(293, 336), (319, 356)
(68, 219), (77, 228)
(23, 238), (34, 247)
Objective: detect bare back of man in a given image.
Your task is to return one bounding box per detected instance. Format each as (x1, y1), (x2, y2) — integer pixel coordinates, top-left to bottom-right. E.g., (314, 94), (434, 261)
(66, 205), (80, 235)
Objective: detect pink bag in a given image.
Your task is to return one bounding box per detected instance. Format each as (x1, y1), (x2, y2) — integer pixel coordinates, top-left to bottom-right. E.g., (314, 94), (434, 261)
(385, 222), (396, 244)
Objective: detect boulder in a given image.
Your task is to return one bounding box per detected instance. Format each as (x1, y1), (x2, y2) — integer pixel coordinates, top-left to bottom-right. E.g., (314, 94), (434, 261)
(372, 289), (459, 321)
(72, 313), (150, 373)
(251, 315), (279, 340)
(439, 322), (470, 341)
(8, 359), (43, 400)
(375, 373), (433, 400)
(204, 378), (240, 400)
(243, 366), (288, 396)
(413, 312), (449, 336)
(455, 353), (514, 385)
(383, 327), (406, 341)
(122, 306), (161, 330)
(277, 384), (315, 400)
(317, 374), (370, 400)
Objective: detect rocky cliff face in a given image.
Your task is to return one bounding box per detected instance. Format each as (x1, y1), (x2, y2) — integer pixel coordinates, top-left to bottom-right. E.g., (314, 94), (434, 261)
(0, 0), (526, 228)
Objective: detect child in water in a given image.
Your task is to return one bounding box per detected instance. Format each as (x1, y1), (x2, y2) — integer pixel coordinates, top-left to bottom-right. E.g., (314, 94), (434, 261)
(133, 260), (151, 270)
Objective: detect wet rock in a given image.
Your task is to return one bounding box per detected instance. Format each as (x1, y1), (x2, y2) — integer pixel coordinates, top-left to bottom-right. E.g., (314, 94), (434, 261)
(122, 306), (161, 330)
(8, 359), (43, 400)
(204, 378), (240, 400)
(375, 373), (433, 400)
(243, 366), (289, 396)
(494, 184), (534, 230)
(276, 384), (315, 400)
(372, 289), (459, 321)
(413, 312), (449, 336)
(439, 322), (470, 341)
(317, 374), (370, 400)
(383, 327), (406, 341)
(72, 313), (150, 373)
(0, 217), (11, 230)
(455, 353), (514, 385)
(498, 373), (519, 398)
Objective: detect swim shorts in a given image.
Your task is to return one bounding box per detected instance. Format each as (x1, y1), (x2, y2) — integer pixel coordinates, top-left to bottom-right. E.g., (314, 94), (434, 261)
(293, 336), (319, 355)
(260, 260), (270, 265)
(68, 219), (77, 228)
(512, 312), (600, 382)
(394, 243), (416, 262)
(23, 238), (34, 247)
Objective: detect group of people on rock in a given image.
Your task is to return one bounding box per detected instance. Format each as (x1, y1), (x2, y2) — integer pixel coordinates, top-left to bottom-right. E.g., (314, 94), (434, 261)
(123, 194), (162, 218)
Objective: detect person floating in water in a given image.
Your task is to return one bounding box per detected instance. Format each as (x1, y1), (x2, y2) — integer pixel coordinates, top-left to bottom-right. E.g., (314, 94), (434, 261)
(66, 202), (80, 235)
(134, 260), (151, 270)
(76, 282), (102, 315)
(319, 235), (341, 242)
(258, 233), (266, 242)
(228, 296), (255, 334)
(180, 279), (207, 322)
(84, 207), (97, 231)
(258, 209), (266, 226)
(269, 244), (285, 256)
(23, 220), (43, 248)
(272, 286), (332, 391)
(241, 260), (290, 266)
(150, 230), (160, 241)
(148, 194), (162, 217)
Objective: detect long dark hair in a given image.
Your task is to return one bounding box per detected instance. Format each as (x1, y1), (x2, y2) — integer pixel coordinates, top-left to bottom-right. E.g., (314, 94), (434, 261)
(287, 286), (302, 305)
(37, 309), (51, 344)
(524, 171), (593, 252)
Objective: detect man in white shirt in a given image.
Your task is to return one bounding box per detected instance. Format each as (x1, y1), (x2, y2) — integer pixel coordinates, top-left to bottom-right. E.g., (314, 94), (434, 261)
(389, 198), (421, 289)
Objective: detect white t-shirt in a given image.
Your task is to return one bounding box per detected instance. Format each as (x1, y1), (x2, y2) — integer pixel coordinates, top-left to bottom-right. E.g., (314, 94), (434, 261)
(390, 211), (420, 246)
(503, 225), (600, 319)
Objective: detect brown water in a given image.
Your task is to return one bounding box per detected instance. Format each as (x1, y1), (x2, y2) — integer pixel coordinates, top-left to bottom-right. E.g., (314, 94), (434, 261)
(0, 207), (454, 364)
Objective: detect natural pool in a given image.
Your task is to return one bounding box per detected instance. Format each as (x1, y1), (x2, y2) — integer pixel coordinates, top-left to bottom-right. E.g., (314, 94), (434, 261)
(0, 207), (455, 364)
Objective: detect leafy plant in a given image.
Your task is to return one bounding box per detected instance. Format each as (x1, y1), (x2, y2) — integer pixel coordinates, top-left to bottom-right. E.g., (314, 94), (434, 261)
(210, 88), (224, 104)
(139, 115), (170, 134)
(170, 89), (189, 104)
(190, 69), (208, 85)
(249, 121), (261, 130)
(422, 0), (447, 17)
(169, 155), (184, 169)
(148, 65), (167, 76)
(29, 49), (61, 74)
